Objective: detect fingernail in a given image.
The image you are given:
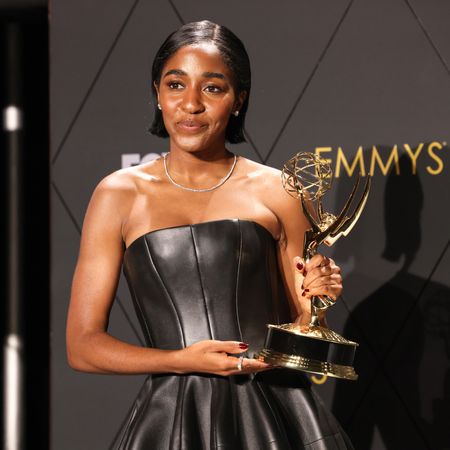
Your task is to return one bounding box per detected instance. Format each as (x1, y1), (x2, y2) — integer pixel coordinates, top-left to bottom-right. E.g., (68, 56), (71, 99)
(239, 342), (249, 349)
(296, 262), (304, 271)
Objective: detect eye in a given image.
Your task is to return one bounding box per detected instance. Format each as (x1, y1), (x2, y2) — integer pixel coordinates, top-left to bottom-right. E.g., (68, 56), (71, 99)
(167, 81), (183, 90)
(205, 85), (223, 93)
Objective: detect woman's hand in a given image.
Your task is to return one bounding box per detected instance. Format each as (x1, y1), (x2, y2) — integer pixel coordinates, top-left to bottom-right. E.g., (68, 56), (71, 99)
(173, 340), (272, 376)
(292, 254), (343, 326)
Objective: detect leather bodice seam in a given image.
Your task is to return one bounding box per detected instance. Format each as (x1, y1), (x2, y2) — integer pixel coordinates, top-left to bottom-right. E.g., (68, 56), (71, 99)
(266, 240), (279, 325)
(128, 279), (153, 347)
(143, 236), (187, 348)
(125, 244), (153, 347)
(190, 226), (214, 341)
(234, 220), (244, 343)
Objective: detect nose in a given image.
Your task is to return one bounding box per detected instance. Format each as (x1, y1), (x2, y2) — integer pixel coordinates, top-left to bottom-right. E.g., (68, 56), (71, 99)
(180, 86), (205, 114)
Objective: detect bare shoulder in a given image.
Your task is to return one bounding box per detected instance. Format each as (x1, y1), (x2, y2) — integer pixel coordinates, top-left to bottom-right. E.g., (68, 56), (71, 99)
(238, 156), (296, 208)
(238, 156), (283, 190)
(238, 156), (308, 245)
(94, 165), (140, 196)
(80, 159), (163, 245)
(90, 158), (161, 208)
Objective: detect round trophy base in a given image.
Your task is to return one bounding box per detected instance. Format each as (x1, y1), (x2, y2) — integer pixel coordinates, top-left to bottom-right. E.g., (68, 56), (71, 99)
(254, 323), (359, 381)
(256, 348), (358, 380)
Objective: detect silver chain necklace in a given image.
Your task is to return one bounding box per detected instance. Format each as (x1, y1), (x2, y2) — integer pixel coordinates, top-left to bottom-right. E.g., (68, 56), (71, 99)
(163, 152), (238, 192)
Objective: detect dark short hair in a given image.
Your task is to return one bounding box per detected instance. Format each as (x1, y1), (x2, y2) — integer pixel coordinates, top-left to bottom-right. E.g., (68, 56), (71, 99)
(149, 20), (251, 144)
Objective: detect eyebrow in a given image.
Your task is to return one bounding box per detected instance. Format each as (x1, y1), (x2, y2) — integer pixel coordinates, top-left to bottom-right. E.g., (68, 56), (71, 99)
(163, 69), (226, 80)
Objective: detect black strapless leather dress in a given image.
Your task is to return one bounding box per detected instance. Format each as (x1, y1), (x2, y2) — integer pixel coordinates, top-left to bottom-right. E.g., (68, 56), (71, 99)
(112, 219), (353, 450)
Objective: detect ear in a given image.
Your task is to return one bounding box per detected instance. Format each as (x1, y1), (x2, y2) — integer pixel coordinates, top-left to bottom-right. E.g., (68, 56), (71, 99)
(234, 90), (247, 111)
(153, 80), (160, 101)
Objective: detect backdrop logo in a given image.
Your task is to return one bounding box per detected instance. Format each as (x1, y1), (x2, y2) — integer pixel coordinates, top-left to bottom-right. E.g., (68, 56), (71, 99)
(315, 141), (447, 177)
(121, 141), (447, 177)
(121, 152), (167, 168)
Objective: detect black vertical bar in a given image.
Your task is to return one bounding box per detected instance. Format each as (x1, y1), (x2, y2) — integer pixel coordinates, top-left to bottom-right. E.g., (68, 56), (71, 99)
(1, 8), (49, 449)
(3, 21), (25, 450)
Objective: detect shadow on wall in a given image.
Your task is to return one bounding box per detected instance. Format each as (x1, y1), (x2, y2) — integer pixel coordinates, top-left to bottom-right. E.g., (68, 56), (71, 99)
(332, 152), (450, 449)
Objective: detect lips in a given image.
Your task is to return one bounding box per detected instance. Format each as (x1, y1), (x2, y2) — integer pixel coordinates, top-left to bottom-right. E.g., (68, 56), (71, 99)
(177, 120), (207, 132)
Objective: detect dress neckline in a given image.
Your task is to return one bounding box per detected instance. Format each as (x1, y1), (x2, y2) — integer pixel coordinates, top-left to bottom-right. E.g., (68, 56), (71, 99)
(124, 218), (276, 254)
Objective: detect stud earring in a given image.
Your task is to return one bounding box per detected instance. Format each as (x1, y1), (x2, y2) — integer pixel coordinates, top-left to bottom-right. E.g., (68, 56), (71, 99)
(157, 103), (162, 110)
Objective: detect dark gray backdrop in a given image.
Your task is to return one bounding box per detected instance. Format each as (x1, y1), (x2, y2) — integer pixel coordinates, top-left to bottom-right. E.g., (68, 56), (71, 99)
(51, 1), (450, 449)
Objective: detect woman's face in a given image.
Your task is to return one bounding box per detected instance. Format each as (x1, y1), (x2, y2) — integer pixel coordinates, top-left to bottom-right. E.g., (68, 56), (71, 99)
(154, 43), (246, 154)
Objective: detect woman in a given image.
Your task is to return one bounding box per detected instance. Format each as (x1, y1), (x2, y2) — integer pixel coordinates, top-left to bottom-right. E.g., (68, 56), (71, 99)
(66, 20), (352, 449)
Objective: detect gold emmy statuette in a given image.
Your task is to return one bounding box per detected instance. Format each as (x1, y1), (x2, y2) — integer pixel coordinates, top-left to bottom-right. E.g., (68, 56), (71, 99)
(255, 152), (371, 380)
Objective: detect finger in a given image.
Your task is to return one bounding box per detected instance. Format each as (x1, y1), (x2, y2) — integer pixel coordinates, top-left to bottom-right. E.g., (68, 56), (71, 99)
(305, 284), (342, 300)
(206, 340), (249, 354)
(231, 365), (275, 376)
(225, 357), (273, 374)
(243, 357), (274, 371)
(327, 259), (341, 275)
(304, 255), (330, 277)
(305, 273), (342, 289)
(303, 264), (340, 288)
(293, 256), (306, 274)
(328, 257), (340, 270)
(305, 254), (328, 272)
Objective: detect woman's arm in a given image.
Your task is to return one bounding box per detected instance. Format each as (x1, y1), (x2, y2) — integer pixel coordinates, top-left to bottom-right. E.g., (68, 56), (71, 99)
(265, 169), (342, 326)
(66, 173), (178, 374)
(66, 172), (270, 376)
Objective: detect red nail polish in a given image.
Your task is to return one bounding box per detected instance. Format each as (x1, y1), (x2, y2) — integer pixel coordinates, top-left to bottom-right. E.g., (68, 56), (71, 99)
(296, 262), (304, 271)
(239, 343), (249, 349)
